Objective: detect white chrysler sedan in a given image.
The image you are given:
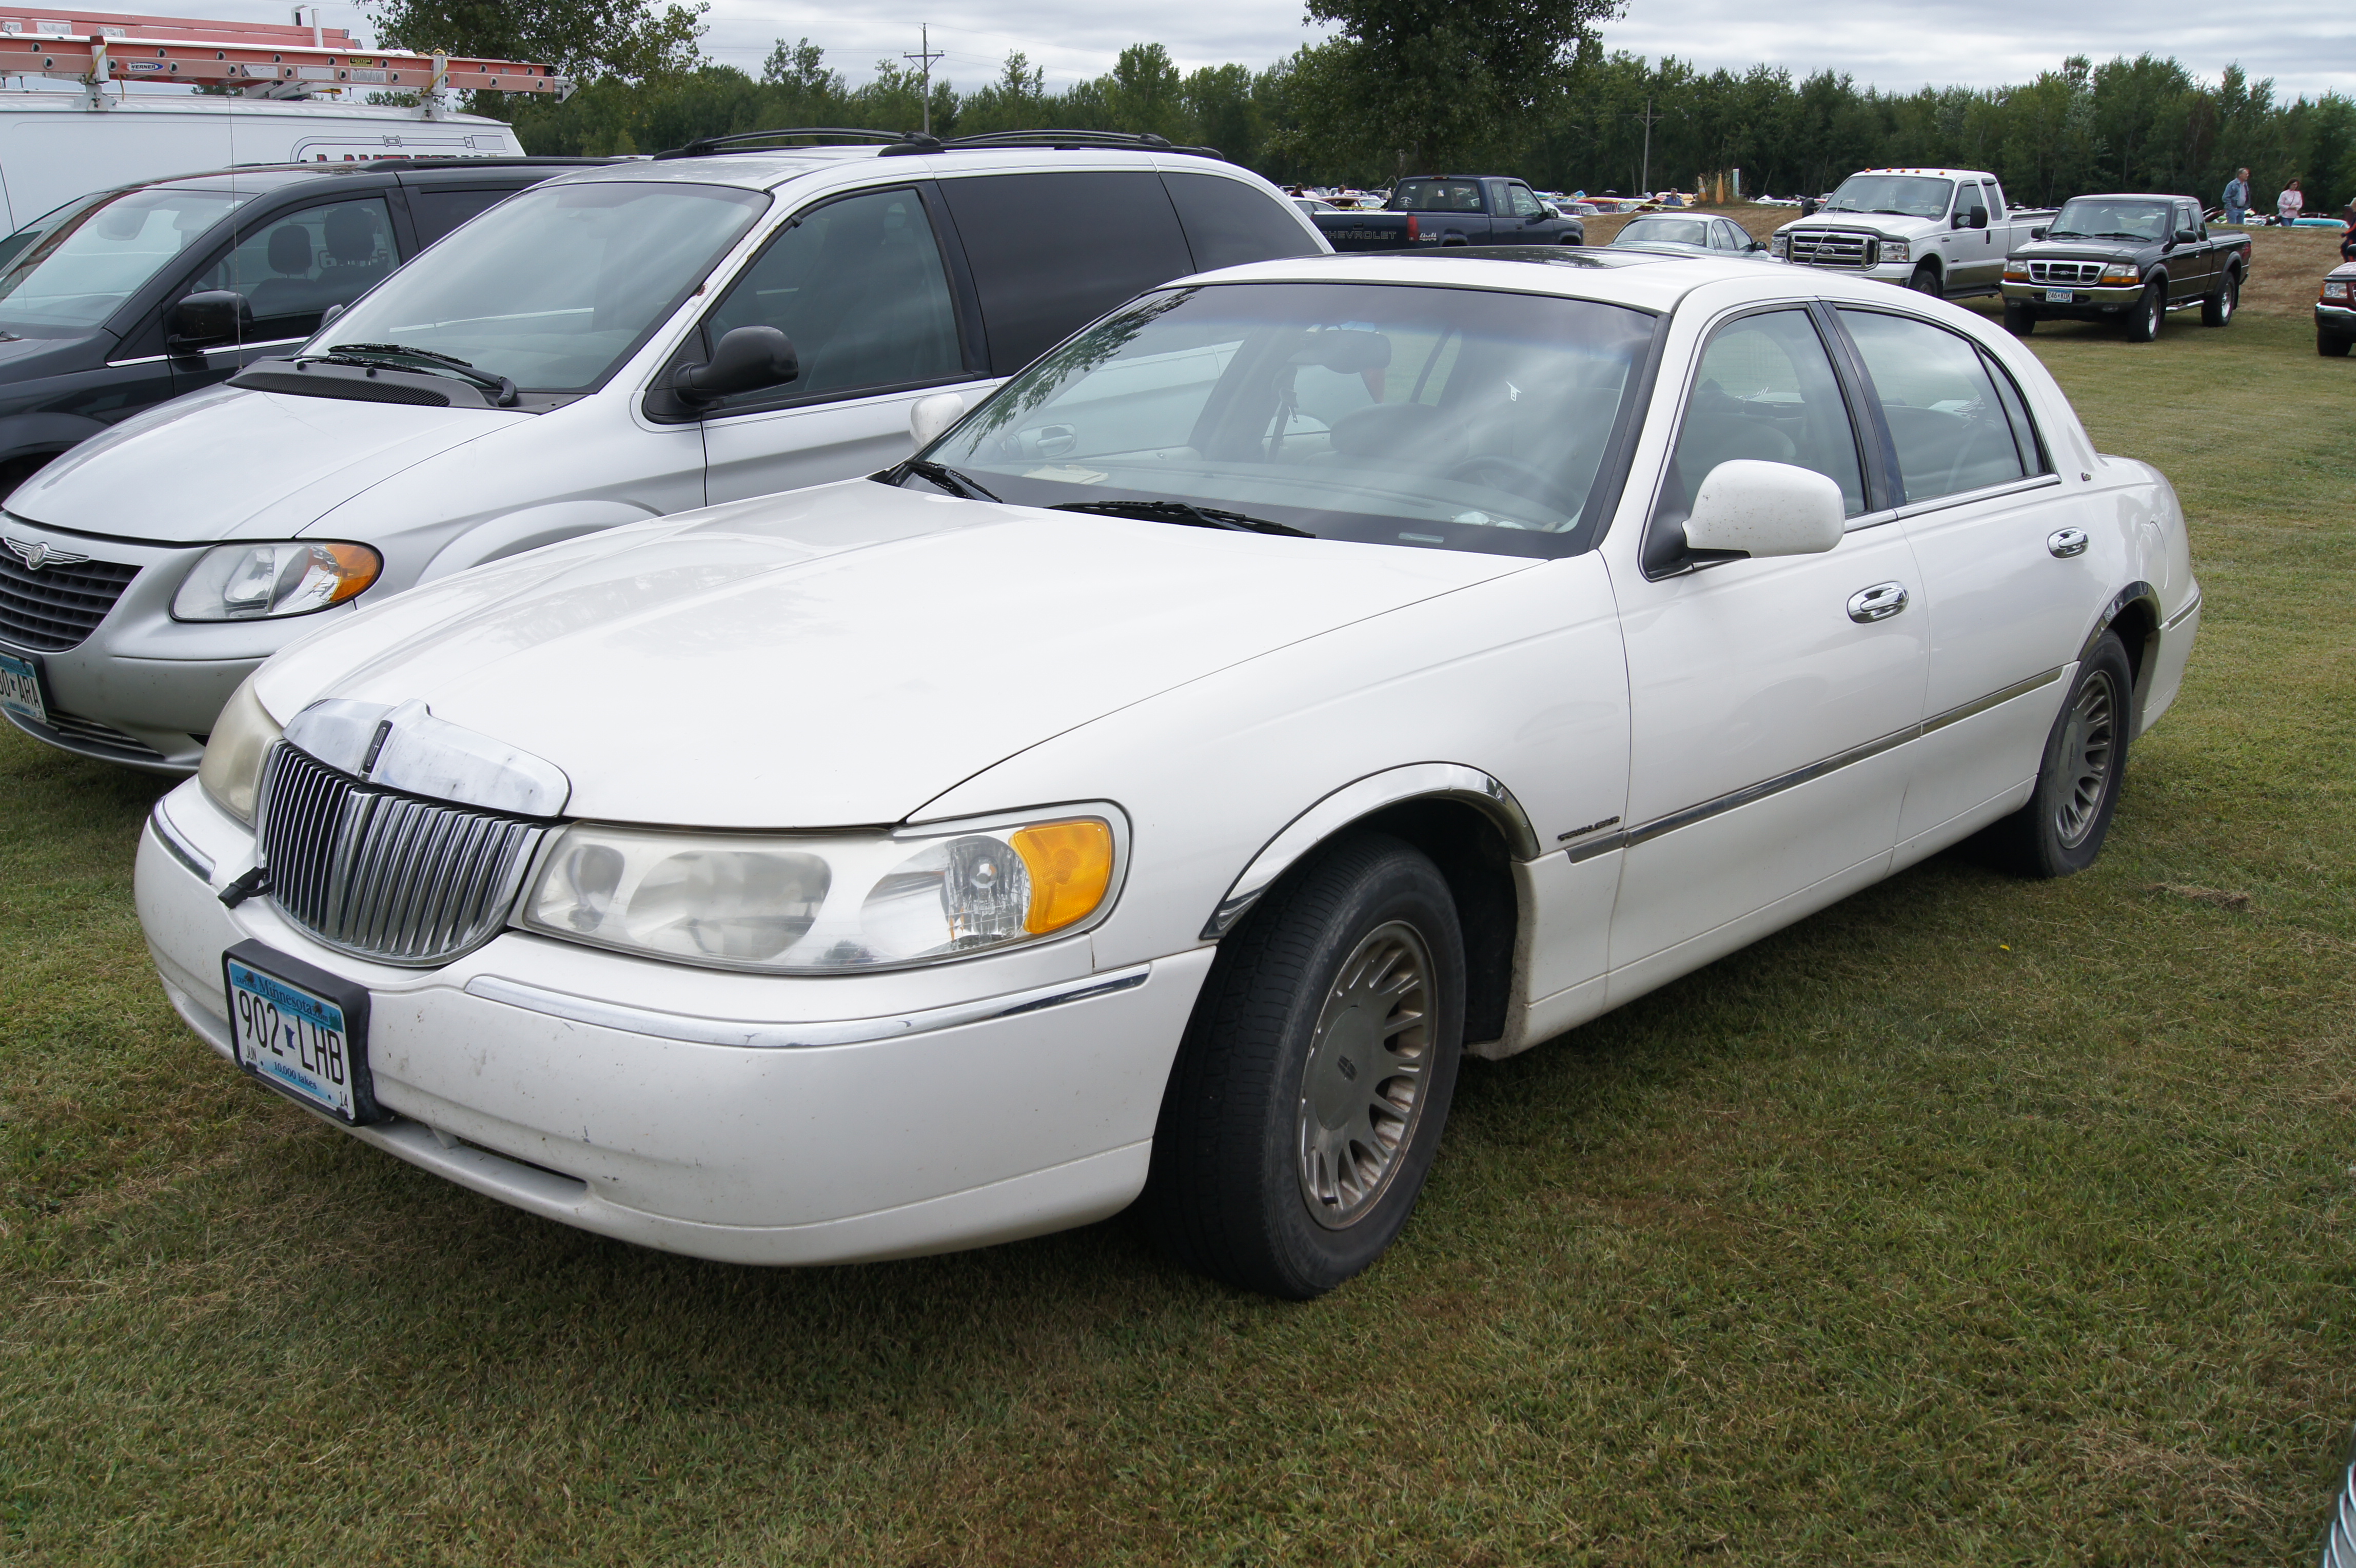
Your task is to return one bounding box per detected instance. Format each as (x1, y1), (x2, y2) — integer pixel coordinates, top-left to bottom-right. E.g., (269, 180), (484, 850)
(135, 249), (2201, 1298)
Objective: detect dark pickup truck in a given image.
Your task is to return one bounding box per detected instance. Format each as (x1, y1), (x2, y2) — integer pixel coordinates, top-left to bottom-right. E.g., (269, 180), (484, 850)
(1313, 175), (1584, 252)
(1999, 192), (2251, 342)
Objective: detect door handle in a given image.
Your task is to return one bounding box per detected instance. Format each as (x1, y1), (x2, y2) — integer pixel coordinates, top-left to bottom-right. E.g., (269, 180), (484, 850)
(2047, 527), (2089, 558)
(1847, 581), (1909, 622)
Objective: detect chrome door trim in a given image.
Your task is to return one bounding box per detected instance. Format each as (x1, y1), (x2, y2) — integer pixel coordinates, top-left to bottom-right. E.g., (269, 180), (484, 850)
(1893, 472), (2063, 522)
(1847, 581), (1910, 622)
(1566, 664), (2067, 865)
(2163, 588), (2202, 630)
(463, 964), (1151, 1049)
(107, 337), (308, 369)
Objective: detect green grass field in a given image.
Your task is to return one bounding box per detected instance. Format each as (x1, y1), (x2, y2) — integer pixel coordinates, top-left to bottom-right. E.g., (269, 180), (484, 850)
(3, 235), (2351, 1565)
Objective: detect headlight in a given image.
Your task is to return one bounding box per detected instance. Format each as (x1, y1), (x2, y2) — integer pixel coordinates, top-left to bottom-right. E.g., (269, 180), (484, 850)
(196, 674), (281, 825)
(1770, 232), (1789, 258)
(2326, 281), (2350, 301)
(2002, 264), (2030, 282)
(1880, 238), (1909, 264)
(520, 809), (1124, 973)
(2100, 262), (2142, 284)
(171, 541), (381, 622)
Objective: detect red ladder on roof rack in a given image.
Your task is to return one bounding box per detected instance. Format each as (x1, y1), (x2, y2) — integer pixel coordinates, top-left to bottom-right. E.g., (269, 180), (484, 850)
(0, 10), (572, 99)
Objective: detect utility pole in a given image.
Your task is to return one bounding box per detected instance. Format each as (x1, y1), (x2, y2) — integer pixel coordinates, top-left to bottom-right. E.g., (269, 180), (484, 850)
(903, 25), (945, 136)
(1633, 96), (1662, 197)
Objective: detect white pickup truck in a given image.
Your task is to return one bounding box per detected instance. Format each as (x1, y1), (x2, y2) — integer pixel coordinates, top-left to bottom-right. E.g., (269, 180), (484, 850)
(1770, 167), (2056, 300)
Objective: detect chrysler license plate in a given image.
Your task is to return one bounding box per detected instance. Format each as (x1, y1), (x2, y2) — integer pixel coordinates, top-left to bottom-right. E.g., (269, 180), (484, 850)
(223, 942), (381, 1123)
(2045, 288), (2074, 304)
(0, 649), (46, 725)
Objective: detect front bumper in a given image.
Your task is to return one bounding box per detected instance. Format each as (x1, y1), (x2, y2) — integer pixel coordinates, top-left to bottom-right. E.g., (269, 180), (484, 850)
(2000, 280), (2145, 318)
(2319, 302), (2356, 340)
(136, 780), (1216, 1265)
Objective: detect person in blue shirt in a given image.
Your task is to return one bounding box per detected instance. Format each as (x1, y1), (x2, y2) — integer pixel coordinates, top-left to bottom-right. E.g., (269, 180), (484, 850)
(2223, 168), (2250, 225)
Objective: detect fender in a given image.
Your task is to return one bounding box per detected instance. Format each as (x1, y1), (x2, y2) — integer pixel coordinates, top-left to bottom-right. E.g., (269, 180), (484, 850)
(1200, 762), (1540, 940)
(415, 498), (667, 583)
(2080, 578), (2163, 726)
(0, 410), (109, 467)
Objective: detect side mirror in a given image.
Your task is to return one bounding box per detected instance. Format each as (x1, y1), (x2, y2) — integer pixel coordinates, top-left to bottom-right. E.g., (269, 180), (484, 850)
(1748, 240), (1768, 252)
(2030, 226), (2046, 241)
(672, 325), (798, 408)
(319, 303), (345, 330)
(1799, 197), (1819, 218)
(1682, 460), (1844, 560)
(909, 392), (965, 450)
(167, 289), (252, 352)
(1968, 207), (1988, 229)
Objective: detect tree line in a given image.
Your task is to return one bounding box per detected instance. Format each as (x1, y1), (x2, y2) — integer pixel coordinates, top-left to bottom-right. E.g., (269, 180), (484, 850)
(365, 0), (2355, 211)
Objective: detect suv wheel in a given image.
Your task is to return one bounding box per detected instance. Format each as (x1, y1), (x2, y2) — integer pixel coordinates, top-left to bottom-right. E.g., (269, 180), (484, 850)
(2125, 283), (2165, 341)
(1143, 832), (1466, 1299)
(1908, 264), (1942, 297)
(2002, 300), (2037, 336)
(2202, 269), (2238, 327)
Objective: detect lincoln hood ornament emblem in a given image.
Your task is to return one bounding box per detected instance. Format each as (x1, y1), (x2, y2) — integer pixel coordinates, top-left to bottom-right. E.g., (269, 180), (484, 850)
(4, 535), (89, 572)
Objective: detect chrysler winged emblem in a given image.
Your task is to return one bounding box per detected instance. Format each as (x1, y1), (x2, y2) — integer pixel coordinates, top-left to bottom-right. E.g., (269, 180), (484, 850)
(3, 535), (88, 572)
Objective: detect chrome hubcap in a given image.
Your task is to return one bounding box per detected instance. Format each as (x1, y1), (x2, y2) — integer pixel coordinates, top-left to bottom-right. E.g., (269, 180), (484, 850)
(2053, 670), (2117, 848)
(1295, 922), (1434, 1229)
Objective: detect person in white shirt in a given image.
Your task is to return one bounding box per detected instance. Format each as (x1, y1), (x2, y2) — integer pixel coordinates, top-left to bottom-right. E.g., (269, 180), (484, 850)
(2278, 179), (2304, 224)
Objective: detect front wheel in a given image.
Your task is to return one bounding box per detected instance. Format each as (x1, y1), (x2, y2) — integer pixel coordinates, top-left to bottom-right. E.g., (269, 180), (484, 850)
(2125, 283), (2164, 341)
(2002, 300), (2037, 336)
(2322, 328), (2353, 358)
(1143, 832), (1466, 1299)
(1908, 264), (1942, 298)
(2202, 269), (2238, 326)
(1979, 631), (2134, 878)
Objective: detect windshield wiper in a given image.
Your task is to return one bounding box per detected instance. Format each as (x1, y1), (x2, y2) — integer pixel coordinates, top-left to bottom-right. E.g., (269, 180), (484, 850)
(1051, 499), (1312, 537)
(308, 343), (517, 405)
(900, 459), (1003, 502)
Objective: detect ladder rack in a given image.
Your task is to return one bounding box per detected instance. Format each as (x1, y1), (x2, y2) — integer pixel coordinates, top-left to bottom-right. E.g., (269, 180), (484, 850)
(0, 10), (572, 103)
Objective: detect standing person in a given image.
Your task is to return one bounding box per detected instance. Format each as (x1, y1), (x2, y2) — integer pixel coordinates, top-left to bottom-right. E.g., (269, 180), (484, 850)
(2278, 178), (2304, 225)
(2223, 167), (2250, 224)
(2342, 199), (2356, 262)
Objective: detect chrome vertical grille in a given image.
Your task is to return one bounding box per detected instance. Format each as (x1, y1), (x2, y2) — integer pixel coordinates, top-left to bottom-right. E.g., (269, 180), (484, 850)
(1785, 227), (1874, 268)
(258, 742), (552, 966)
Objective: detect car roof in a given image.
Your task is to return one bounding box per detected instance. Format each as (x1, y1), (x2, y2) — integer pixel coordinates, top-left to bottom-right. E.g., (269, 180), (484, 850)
(1853, 168), (1985, 180)
(100, 158), (611, 200)
(1175, 248), (1914, 315)
(2064, 193), (2193, 204)
(536, 145), (1260, 194)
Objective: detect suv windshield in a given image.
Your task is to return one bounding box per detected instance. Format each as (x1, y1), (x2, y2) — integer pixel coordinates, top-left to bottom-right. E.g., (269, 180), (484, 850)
(1822, 175), (1956, 220)
(904, 281), (1655, 559)
(312, 181), (769, 393)
(2044, 199), (2173, 242)
(0, 187), (250, 334)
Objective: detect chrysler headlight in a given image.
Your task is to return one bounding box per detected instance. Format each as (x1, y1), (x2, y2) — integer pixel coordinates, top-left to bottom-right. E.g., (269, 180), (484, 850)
(195, 673), (281, 825)
(520, 809), (1124, 973)
(1880, 238), (1910, 263)
(172, 541), (381, 622)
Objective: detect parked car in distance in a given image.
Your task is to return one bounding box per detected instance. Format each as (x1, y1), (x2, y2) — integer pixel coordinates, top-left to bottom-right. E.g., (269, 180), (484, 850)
(1774, 167), (2055, 299)
(2315, 259), (2355, 355)
(1607, 214), (1772, 257)
(134, 246), (2198, 1299)
(0, 158), (610, 499)
(1313, 175), (1583, 251)
(0, 130), (1326, 772)
(1999, 194), (2250, 341)
(1294, 197), (1341, 217)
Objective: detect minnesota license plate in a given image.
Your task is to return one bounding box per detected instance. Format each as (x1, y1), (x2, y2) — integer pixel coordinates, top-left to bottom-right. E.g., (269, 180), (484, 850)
(0, 649), (46, 724)
(222, 941), (382, 1124)
(2045, 288), (2074, 304)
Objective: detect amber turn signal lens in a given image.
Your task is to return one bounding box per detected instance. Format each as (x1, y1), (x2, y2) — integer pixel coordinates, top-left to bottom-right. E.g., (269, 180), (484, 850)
(319, 542), (381, 605)
(1011, 819), (1115, 934)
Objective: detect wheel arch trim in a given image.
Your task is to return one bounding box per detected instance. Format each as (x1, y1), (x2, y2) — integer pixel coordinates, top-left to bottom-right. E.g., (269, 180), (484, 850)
(1200, 763), (1540, 940)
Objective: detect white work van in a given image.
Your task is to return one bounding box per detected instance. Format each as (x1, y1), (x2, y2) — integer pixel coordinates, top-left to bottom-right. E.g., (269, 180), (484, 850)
(0, 90), (523, 233)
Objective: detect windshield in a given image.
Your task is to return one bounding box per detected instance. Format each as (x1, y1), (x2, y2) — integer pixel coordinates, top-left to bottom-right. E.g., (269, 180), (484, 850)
(313, 181), (768, 393)
(0, 187), (249, 334)
(1822, 175), (1955, 220)
(2045, 199), (2173, 242)
(1391, 180), (1487, 213)
(1614, 218), (1710, 247)
(906, 281), (1656, 559)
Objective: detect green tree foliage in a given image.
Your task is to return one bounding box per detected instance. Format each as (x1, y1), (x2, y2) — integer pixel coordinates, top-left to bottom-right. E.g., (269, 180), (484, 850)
(363, 0), (706, 82)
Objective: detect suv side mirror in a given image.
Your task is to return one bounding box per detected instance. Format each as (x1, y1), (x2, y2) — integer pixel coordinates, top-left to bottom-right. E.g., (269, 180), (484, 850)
(2030, 226), (2046, 241)
(167, 290), (252, 352)
(673, 325), (798, 408)
(1683, 460), (1844, 560)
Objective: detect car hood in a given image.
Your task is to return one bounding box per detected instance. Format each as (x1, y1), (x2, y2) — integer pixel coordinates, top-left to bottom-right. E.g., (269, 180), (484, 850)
(252, 480), (1534, 828)
(8, 384), (527, 542)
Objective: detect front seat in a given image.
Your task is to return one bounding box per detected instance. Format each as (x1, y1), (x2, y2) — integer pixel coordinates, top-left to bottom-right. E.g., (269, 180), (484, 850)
(244, 224), (316, 320)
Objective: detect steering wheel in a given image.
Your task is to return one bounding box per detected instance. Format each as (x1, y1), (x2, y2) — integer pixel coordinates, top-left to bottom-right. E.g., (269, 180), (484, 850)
(1445, 453), (1563, 506)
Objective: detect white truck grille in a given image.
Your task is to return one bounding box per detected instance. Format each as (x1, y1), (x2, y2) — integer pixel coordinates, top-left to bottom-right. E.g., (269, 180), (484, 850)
(1785, 228), (1876, 269)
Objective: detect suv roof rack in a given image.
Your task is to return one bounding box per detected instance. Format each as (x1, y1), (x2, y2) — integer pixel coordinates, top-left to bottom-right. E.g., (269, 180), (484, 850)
(653, 127), (1223, 162)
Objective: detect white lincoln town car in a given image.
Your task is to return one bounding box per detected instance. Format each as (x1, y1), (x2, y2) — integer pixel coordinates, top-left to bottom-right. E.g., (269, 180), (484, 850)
(134, 249), (2200, 1298)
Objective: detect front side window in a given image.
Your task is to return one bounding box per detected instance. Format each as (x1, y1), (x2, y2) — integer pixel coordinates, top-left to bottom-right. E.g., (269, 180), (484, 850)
(0, 186), (249, 334)
(1837, 309), (2031, 503)
(314, 180), (768, 393)
(1506, 185), (1544, 218)
(908, 281), (1656, 559)
(699, 187), (961, 405)
(1821, 174), (1956, 221)
(1654, 309), (1867, 533)
(190, 197), (397, 339)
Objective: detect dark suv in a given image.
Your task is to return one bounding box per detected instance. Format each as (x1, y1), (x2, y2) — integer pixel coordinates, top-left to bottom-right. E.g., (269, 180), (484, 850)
(0, 158), (608, 497)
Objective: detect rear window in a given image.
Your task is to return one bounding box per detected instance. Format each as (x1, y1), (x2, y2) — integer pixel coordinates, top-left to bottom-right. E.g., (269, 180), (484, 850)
(1162, 172), (1321, 272)
(1393, 180), (1486, 213)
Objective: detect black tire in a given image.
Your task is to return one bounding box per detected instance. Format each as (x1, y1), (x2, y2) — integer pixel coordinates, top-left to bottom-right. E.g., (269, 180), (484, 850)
(2124, 283), (2164, 341)
(2002, 300), (2037, 336)
(1908, 264), (1942, 298)
(1979, 631), (2134, 878)
(2321, 329), (2353, 358)
(1143, 832), (1466, 1299)
(2201, 268), (2238, 327)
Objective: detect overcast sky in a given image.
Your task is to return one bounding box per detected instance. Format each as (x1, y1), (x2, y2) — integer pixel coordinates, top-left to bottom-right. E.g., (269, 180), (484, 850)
(112, 1), (2356, 102)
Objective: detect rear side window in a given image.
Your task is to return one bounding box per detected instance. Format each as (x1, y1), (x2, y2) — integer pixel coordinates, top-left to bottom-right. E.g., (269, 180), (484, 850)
(407, 185), (526, 247)
(1837, 309), (2031, 503)
(936, 172), (1194, 373)
(191, 195), (397, 340)
(1161, 171), (1320, 272)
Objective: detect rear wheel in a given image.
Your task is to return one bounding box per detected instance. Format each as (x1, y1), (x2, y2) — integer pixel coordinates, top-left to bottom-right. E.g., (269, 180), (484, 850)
(2202, 268), (2238, 326)
(1908, 264), (1943, 298)
(1143, 832), (1465, 1299)
(2125, 283), (2164, 341)
(2321, 329), (2353, 358)
(2002, 300), (2037, 336)
(1979, 631), (2134, 878)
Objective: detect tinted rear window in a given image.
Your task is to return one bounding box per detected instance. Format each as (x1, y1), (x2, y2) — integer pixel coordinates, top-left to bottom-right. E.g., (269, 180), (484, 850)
(936, 171), (1194, 373)
(1162, 171), (1321, 272)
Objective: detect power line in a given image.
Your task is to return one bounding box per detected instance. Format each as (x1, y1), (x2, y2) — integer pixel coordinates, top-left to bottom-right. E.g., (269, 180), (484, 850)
(902, 23), (945, 135)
